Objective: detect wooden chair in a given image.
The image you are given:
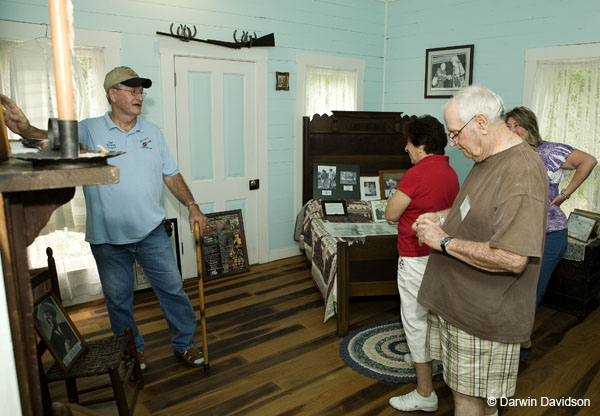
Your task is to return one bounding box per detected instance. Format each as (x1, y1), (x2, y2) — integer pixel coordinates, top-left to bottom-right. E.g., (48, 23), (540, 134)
(31, 247), (144, 416)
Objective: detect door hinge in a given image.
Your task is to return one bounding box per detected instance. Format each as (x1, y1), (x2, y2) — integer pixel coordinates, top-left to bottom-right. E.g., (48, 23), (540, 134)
(181, 242), (184, 255)
(174, 72), (177, 87)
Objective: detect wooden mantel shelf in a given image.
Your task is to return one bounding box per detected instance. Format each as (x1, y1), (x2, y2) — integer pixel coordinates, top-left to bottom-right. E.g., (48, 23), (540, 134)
(0, 158), (119, 192)
(0, 158), (119, 416)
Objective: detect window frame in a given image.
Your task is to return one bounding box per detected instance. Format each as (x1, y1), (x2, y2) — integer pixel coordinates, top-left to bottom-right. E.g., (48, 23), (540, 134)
(294, 52), (365, 217)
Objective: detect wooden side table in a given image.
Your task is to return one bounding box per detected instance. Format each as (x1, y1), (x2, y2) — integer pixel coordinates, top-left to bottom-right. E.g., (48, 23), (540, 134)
(0, 159), (118, 416)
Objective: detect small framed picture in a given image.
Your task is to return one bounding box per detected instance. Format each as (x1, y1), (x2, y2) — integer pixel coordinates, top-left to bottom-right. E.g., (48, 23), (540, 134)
(360, 176), (381, 201)
(276, 71), (289, 91)
(321, 199), (348, 217)
(33, 294), (87, 373)
(370, 200), (388, 222)
(424, 44), (474, 98)
(379, 170), (407, 199)
(567, 213), (597, 242)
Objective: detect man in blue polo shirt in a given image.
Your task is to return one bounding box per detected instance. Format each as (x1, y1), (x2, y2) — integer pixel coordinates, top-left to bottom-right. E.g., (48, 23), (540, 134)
(1, 66), (209, 371)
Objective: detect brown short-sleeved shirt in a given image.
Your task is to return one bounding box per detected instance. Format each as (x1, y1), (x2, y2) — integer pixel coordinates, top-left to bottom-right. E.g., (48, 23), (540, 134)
(418, 142), (548, 343)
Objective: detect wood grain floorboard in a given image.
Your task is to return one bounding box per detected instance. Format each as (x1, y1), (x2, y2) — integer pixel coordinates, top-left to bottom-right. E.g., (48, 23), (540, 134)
(46, 255), (600, 415)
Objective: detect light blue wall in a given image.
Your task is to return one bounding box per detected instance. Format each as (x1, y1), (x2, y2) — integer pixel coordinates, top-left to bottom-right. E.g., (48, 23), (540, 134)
(384, 0), (600, 183)
(0, 0), (386, 255)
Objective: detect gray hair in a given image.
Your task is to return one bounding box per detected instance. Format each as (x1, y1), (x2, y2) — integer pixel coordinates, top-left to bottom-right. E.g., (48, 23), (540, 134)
(447, 85), (505, 125)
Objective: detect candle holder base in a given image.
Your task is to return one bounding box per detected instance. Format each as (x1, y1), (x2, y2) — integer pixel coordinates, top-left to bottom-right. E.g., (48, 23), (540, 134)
(10, 150), (124, 168)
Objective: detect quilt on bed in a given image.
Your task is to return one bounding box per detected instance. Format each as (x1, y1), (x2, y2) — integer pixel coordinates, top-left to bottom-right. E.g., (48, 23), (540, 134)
(294, 199), (374, 322)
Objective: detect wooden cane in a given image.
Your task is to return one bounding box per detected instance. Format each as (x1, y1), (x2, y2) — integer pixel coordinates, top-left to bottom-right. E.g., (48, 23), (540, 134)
(194, 222), (210, 369)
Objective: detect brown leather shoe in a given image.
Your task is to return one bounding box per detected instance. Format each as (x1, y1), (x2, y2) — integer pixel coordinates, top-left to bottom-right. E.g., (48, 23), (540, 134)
(174, 348), (204, 367)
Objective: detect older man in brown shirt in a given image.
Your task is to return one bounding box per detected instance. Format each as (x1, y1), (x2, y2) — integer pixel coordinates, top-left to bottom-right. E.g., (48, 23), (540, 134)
(413, 85), (548, 416)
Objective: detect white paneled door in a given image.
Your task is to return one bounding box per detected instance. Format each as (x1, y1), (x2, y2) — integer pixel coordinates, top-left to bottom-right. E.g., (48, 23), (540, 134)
(174, 56), (260, 277)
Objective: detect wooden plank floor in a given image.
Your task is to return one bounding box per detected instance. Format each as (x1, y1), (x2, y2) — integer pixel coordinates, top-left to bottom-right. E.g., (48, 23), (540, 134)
(48, 255), (600, 415)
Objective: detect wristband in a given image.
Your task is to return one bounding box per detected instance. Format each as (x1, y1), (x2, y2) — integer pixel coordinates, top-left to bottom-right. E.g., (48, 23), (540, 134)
(186, 200), (199, 207)
(560, 190), (570, 199)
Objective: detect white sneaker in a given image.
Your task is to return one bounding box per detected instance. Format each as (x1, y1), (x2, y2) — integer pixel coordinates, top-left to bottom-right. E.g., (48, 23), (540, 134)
(389, 389), (438, 412)
(404, 353), (414, 367)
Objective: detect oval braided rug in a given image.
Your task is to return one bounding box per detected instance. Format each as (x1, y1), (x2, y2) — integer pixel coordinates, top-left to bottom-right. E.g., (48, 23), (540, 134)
(339, 320), (444, 383)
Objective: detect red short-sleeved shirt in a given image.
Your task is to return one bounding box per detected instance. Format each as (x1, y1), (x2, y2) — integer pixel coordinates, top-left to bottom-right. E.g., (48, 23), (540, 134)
(396, 155), (460, 257)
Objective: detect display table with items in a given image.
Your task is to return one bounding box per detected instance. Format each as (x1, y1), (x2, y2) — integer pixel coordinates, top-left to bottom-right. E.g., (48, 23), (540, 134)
(542, 236), (600, 317)
(299, 110), (416, 336)
(294, 199), (398, 336)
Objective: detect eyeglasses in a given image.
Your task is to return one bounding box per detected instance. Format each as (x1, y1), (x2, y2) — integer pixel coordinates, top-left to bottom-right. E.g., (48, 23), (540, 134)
(448, 115), (476, 144)
(113, 88), (147, 98)
(506, 122), (520, 129)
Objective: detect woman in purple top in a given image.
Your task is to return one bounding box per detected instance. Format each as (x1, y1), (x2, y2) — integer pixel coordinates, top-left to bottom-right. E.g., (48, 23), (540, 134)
(505, 107), (597, 359)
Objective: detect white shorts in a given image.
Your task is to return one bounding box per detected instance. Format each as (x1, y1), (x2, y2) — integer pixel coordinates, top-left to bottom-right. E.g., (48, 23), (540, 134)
(397, 255), (431, 363)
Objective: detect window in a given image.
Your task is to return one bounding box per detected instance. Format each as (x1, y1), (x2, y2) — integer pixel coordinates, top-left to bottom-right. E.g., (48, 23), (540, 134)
(0, 21), (120, 305)
(305, 65), (357, 116)
(530, 58), (600, 214)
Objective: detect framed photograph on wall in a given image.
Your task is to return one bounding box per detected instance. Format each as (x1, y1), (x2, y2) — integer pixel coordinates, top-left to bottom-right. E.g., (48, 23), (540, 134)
(424, 44), (474, 98)
(360, 176), (381, 201)
(276, 71), (289, 91)
(379, 169), (407, 199)
(370, 200), (388, 222)
(33, 294), (87, 373)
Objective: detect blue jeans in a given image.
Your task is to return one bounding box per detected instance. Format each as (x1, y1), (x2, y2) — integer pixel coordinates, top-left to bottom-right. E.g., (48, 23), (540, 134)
(536, 229), (568, 308)
(90, 222), (196, 353)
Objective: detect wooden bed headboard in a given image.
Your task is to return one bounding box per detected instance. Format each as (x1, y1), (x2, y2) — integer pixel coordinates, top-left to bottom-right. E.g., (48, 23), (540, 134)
(302, 111), (414, 204)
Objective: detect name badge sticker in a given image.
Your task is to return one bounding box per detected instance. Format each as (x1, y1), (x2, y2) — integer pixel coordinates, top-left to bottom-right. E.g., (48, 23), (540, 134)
(460, 194), (471, 221)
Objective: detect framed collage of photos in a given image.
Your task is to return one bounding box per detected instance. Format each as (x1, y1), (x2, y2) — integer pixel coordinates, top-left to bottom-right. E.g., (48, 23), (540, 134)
(200, 209), (250, 280)
(313, 163), (361, 200)
(33, 294), (87, 372)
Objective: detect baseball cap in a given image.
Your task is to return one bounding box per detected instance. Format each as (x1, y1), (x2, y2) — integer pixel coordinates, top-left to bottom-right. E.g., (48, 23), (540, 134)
(103, 66), (152, 93)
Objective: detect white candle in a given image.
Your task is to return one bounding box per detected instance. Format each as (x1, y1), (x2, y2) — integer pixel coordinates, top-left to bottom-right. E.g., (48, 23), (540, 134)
(48, 0), (76, 121)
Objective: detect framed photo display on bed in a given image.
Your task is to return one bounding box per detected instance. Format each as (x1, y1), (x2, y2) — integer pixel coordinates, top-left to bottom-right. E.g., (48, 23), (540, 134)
(313, 163), (361, 200)
(379, 169), (407, 199)
(360, 176), (381, 201)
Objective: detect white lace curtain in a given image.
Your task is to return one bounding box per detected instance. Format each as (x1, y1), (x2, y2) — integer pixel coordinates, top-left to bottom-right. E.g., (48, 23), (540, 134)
(305, 65), (357, 116)
(531, 58), (600, 214)
(0, 38), (108, 305)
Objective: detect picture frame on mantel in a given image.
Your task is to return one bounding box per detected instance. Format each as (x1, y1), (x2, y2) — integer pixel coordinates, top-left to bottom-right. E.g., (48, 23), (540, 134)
(425, 44), (474, 98)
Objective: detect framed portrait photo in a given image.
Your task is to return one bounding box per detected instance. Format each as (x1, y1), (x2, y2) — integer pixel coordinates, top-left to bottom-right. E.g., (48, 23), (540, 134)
(370, 200), (388, 222)
(360, 176), (381, 201)
(33, 294), (87, 373)
(424, 44), (474, 98)
(276, 71), (289, 91)
(379, 169), (407, 200)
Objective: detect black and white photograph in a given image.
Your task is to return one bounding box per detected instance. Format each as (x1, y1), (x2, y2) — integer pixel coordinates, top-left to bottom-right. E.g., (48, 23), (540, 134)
(317, 165), (337, 189)
(340, 170), (358, 185)
(424, 44), (474, 98)
(33, 294), (86, 371)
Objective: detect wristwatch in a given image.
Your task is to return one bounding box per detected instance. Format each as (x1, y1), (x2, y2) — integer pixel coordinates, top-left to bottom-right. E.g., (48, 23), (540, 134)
(560, 190), (570, 199)
(186, 200), (199, 208)
(440, 236), (453, 253)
